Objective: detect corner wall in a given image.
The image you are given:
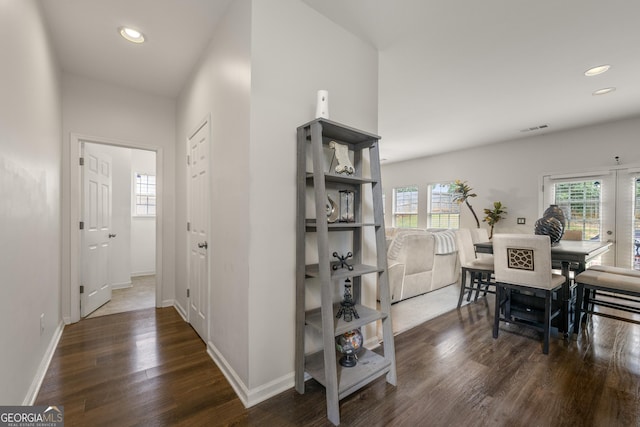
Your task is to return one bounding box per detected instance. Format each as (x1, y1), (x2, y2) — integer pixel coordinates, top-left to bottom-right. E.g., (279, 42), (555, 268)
(249, 0), (379, 397)
(175, 0), (252, 392)
(0, 0), (62, 404)
(176, 0), (379, 405)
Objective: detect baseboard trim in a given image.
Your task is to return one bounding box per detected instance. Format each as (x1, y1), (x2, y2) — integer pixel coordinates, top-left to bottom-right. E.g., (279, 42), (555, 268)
(173, 301), (187, 320)
(111, 281), (132, 290)
(24, 320), (65, 405)
(206, 342), (294, 408)
(131, 271), (156, 278)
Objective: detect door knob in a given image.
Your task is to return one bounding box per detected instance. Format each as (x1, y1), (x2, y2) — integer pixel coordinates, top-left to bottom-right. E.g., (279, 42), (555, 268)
(108, 233), (117, 238)
(198, 241), (208, 249)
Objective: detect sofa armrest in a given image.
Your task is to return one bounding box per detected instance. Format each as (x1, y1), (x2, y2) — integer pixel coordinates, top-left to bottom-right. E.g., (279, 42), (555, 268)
(386, 262), (406, 303)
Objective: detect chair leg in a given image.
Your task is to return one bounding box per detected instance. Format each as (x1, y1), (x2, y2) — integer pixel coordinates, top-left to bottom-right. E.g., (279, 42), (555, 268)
(573, 283), (584, 334)
(543, 289), (552, 354)
(583, 288), (592, 325)
(466, 272), (475, 302)
(473, 272), (483, 302)
(457, 268), (468, 308)
(493, 285), (502, 339)
(504, 288), (511, 320)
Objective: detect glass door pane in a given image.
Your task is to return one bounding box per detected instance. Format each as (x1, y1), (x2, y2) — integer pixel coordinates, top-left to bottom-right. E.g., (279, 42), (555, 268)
(543, 171), (615, 266)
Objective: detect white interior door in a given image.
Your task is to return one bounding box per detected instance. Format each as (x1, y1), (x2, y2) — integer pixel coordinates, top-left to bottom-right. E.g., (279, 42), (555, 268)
(187, 120), (210, 341)
(81, 143), (113, 317)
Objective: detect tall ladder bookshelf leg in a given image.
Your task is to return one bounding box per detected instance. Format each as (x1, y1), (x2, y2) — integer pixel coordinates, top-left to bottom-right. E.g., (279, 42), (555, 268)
(295, 127), (307, 394)
(369, 140), (397, 385)
(311, 122), (341, 425)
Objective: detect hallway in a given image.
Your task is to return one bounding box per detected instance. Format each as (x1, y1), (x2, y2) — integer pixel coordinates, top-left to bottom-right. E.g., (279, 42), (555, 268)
(86, 275), (155, 318)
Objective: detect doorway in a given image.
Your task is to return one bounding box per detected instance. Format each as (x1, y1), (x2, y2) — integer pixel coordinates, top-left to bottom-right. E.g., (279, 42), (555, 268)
(542, 166), (640, 269)
(65, 134), (163, 323)
(81, 143), (157, 318)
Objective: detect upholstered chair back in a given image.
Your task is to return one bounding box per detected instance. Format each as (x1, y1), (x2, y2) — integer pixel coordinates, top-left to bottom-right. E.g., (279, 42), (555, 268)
(493, 234), (555, 289)
(469, 228), (490, 244)
(455, 229), (477, 268)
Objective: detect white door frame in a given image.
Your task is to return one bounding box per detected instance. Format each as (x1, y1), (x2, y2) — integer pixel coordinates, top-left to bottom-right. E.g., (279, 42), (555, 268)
(541, 164), (640, 268)
(64, 133), (164, 323)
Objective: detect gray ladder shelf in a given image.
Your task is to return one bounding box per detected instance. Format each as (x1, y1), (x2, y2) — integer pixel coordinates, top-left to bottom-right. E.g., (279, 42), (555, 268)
(295, 118), (396, 425)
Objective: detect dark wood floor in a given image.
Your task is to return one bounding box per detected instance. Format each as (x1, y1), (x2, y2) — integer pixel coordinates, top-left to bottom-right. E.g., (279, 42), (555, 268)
(36, 298), (640, 426)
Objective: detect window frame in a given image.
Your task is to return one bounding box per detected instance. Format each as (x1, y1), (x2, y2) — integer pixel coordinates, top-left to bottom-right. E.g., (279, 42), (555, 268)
(133, 172), (156, 217)
(427, 182), (460, 229)
(392, 185), (419, 228)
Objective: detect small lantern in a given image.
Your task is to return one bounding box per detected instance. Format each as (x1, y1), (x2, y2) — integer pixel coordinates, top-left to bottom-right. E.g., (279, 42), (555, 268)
(339, 190), (355, 222)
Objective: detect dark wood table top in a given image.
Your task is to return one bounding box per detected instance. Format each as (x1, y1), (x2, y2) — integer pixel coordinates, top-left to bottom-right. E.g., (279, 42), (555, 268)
(474, 239), (612, 264)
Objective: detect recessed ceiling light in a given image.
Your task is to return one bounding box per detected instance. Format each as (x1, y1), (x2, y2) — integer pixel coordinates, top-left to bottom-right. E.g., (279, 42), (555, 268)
(584, 65), (610, 77)
(118, 26), (145, 44)
(592, 87), (616, 96)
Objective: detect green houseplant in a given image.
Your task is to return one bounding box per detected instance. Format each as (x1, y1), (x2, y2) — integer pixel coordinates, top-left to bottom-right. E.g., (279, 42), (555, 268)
(452, 180), (480, 228)
(483, 201), (507, 239)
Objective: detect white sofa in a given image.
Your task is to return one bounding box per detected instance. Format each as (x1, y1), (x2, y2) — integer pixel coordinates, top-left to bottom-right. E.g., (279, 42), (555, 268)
(385, 228), (460, 303)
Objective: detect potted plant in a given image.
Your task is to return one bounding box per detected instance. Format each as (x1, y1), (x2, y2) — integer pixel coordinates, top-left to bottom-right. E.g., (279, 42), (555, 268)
(483, 201), (507, 239)
(452, 180), (480, 228)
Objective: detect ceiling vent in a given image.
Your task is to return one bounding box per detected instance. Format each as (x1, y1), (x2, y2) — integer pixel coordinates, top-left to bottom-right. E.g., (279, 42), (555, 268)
(520, 124), (549, 133)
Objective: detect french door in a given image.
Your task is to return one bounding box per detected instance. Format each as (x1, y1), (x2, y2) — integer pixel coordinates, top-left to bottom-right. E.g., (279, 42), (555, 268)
(543, 167), (640, 269)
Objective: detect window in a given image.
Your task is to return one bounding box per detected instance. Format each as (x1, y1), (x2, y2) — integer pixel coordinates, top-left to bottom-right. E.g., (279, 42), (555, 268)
(392, 186), (418, 228)
(428, 182), (459, 229)
(553, 180), (601, 240)
(134, 173), (156, 216)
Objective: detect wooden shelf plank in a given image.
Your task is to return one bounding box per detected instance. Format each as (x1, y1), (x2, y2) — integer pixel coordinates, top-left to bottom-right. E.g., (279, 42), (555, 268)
(305, 220), (380, 231)
(300, 118), (380, 144)
(305, 263), (382, 279)
(305, 172), (376, 185)
(305, 348), (392, 400)
(305, 304), (388, 336)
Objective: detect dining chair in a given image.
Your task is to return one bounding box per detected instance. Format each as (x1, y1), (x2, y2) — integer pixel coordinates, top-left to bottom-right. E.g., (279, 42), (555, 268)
(492, 234), (566, 354)
(455, 229), (494, 308)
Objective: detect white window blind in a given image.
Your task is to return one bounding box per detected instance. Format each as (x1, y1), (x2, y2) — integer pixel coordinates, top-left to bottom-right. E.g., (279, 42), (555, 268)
(134, 173), (156, 216)
(392, 186), (418, 228)
(428, 182), (459, 229)
(553, 180), (601, 240)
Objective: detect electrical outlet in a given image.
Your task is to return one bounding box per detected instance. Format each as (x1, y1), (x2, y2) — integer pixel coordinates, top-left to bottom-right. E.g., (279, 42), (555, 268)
(40, 313), (45, 335)
(517, 217), (526, 225)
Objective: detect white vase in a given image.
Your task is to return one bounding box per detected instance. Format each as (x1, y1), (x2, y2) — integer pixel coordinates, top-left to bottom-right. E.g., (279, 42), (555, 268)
(316, 90), (329, 119)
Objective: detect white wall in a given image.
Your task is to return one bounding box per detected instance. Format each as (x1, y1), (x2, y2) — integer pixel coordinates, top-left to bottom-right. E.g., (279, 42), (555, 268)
(0, 0), (62, 404)
(381, 116), (640, 237)
(249, 0), (379, 393)
(176, 0), (379, 405)
(131, 149), (156, 276)
(61, 73), (176, 319)
(176, 0), (252, 393)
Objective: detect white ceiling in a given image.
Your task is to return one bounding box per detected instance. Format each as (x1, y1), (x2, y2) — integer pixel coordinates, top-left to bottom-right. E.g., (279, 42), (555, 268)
(40, 0), (640, 163)
(39, 0), (232, 97)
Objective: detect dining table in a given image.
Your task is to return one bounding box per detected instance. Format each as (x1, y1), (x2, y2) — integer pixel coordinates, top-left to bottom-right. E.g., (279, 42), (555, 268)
(474, 239), (612, 335)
